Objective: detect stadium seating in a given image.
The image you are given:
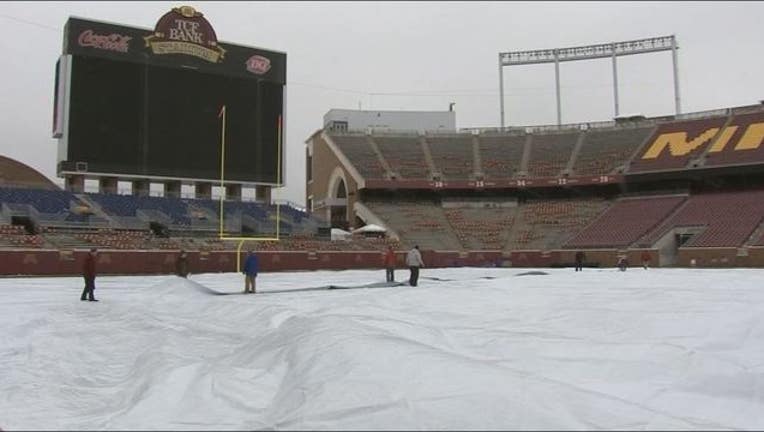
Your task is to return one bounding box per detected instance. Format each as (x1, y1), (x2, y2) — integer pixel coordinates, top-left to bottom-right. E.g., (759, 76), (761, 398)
(564, 195), (687, 248)
(0, 224), (44, 248)
(573, 127), (653, 175)
(527, 132), (578, 177)
(330, 133), (388, 179)
(426, 135), (475, 180)
(87, 193), (193, 226)
(628, 116), (728, 173)
(636, 190), (764, 248)
(506, 199), (608, 250)
(364, 200), (462, 250)
(443, 207), (516, 250)
(704, 111), (764, 167)
(0, 186), (85, 221)
(374, 135), (429, 179)
(477, 134), (525, 179)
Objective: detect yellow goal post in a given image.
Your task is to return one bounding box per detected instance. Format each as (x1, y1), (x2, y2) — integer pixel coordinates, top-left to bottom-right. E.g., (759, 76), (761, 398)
(217, 104), (283, 272)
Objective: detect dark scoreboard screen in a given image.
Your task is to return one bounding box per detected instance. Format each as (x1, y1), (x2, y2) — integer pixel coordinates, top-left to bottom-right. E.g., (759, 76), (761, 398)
(66, 55), (283, 183)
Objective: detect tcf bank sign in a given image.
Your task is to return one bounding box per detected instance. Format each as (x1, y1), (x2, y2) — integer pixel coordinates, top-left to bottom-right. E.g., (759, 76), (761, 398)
(144, 6), (227, 63)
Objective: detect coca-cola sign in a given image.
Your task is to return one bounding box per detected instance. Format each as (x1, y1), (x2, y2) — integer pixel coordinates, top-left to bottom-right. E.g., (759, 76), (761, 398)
(245, 55), (271, 75)
(143, 6), (225, 63)
(78, 30), (131, 53)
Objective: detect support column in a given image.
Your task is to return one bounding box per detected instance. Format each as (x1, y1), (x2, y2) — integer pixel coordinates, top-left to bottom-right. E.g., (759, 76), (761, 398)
(164, 181), (181, 199)
(98, 177), (118, 194)
(225, 184), (242, 201)
(132, 180), (150, 197)
(195, 182), (212, 200)
(671, 35), (682, 115)
(256, 185), (272, 203)
(612, 43), (620, 118)
(554, 50), (562, 126)
(65, 175), (84, 193)
(499, 54), (505, 130)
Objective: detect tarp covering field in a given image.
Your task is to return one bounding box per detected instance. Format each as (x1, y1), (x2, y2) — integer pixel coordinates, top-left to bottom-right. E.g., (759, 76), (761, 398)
(1, 268), (763, 430)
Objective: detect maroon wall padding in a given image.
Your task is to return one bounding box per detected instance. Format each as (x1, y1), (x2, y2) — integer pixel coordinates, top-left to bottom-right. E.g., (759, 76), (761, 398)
(0, 247), (759, 276)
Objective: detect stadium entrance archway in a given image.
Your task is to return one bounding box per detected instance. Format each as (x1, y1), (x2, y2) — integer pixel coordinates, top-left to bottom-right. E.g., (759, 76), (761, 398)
(327, 168), (349, 230)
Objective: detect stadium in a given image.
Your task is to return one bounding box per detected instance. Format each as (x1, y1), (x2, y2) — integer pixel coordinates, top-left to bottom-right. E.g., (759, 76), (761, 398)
(2, 3), (764, 430)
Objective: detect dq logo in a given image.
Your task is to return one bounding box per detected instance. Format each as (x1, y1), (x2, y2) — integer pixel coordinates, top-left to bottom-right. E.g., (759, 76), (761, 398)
(642, 122), (764, 159)
(246, 55), (271, 75)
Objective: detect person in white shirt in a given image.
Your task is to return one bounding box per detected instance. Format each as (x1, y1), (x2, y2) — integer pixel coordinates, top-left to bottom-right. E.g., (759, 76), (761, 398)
(405, 245), (425, 286)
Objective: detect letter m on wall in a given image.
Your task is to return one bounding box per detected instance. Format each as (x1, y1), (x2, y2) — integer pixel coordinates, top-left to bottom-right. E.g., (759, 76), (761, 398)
(641, 128), (720, 159)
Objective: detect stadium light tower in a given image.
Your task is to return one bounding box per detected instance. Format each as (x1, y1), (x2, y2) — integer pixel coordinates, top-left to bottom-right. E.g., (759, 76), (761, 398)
(498, 35), (681, 128)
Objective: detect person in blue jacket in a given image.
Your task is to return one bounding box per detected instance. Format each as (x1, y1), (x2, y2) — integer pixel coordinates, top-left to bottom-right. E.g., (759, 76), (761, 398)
(242, 250), (259, 294)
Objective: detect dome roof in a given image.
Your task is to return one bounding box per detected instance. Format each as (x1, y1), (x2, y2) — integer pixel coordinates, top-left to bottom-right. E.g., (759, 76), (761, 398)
(0, 155), (58, 190)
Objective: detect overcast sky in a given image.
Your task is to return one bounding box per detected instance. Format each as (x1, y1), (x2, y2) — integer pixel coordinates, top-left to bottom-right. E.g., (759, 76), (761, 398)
(1, 1), (763, 205)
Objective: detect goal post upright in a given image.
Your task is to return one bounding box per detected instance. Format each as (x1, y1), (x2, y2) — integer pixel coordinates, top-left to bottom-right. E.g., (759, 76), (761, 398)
(218, 106), (285, 273)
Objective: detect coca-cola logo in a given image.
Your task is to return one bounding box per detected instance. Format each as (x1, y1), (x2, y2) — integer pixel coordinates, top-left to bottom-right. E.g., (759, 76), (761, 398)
(78, 30), (131, 53)
(246, 55), (271, 75)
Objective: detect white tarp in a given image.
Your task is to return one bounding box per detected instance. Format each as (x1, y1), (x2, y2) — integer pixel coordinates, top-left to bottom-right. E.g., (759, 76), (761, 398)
(330, 228), (352, 241)
(352, 223), (386, 234)
(1, 267), (764, 430)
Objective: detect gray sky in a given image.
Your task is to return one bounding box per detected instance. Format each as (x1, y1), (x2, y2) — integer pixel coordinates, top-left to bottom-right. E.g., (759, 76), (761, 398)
(1, 1), (763, 205)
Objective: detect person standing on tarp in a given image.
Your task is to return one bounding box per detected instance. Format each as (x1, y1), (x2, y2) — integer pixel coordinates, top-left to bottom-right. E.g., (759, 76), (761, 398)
(641, 250), (651, 269)
(176, 249), (189, 278)
(80, 248), (98, 302)
(243, 250), (259, 294)
(574, 250), (585, 272)
(383, 245), (397, 283)
(406, 245), (425, 287)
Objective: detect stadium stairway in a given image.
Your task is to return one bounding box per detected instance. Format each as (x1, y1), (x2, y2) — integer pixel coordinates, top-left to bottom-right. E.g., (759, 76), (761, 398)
(74, 194), (120, 227)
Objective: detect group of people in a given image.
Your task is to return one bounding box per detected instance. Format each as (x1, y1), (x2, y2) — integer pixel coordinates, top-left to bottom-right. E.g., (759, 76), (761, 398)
(384, 245), (425, 286)
(574, 250), (652, 271)
(80, 244), (657, 301)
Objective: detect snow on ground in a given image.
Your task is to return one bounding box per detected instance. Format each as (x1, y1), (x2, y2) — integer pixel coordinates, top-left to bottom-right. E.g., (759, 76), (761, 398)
(1, 267), (764, 430)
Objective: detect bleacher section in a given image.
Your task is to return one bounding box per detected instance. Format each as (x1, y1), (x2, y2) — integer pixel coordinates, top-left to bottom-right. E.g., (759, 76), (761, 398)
(506, 199), (608, 251)
(426, 135), (474, 180)
(87, 193), (192, 226)
(628, 115), (728, 173)
(527, 132), (578, 177)
(330, 133), (388, 179)
(477, 134), (525, 179)
(443, 207), (516, 250)
(573, 127), (652, 175)
(636, 190), (764, 248)
(564, 195), (687, 248)
(364, 200), (462, 250)
(0, 186), (86, 223)
(0, 224), (44, 248)
(374, 135), (429, 179)
(704, 111), (764, 167)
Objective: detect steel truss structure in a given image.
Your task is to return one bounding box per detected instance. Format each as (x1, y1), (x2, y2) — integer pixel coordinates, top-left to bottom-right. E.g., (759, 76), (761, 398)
(498, 35), (681, 128)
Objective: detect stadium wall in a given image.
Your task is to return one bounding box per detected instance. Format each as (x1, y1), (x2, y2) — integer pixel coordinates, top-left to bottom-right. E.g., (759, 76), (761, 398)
(4, 248), (764, 276)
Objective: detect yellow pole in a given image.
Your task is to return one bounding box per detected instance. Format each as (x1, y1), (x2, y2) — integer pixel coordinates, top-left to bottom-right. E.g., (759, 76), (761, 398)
(276, 115), (282, 239)
(219, 105), (226, 238)
(236, 239), (245, 273)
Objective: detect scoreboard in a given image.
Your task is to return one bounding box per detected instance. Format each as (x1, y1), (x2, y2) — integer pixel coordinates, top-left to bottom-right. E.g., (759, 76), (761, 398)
(55, 8), (286, 185)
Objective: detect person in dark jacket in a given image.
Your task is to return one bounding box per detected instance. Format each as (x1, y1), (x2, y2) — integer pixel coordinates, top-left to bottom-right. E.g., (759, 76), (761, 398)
(618, 256), (629, 272)
(574, 251), (585, 272)
(383, 245), (396, 283)
(176, 250), (189, 278)
(80, 248), (98, 302)
(242, 250), (259, 294)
